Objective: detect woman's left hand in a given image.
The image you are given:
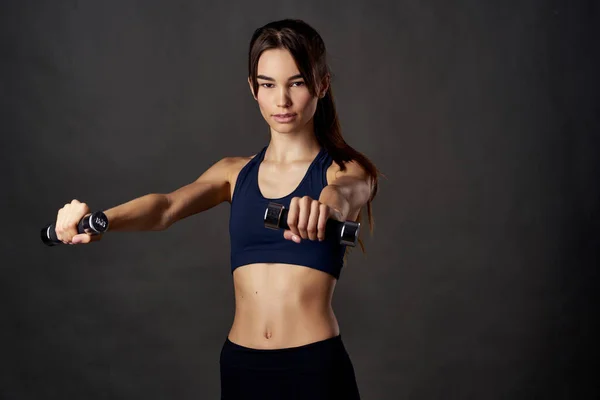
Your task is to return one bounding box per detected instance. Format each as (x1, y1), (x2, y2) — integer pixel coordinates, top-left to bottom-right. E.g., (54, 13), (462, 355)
(283, 196), (344, 243)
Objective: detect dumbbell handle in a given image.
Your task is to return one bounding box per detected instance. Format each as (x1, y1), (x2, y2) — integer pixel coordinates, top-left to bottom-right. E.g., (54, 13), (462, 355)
(264, 202), (359, 247)
(40, 211), (109, 246)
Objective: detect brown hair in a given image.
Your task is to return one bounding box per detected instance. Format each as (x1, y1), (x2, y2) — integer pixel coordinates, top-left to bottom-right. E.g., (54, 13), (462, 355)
(248, 19), (383, 257)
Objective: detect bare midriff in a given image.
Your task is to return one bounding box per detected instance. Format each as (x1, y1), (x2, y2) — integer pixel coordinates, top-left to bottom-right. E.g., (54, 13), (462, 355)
(227, 262), (339, 349)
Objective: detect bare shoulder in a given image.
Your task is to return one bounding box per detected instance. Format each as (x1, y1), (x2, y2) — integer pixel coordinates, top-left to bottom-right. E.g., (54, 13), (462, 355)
(227, 154), (257, 181)
(198, 154), (254, 181)
(325, 159), (369, 185)
(226, 153), (258, 202)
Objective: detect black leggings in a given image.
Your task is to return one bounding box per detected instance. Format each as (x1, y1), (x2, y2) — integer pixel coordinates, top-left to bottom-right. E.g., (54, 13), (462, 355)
(220, 334), (361, 400)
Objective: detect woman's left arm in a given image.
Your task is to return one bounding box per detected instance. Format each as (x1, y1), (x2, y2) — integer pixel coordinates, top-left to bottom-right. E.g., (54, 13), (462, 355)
(319, 161), (372, 222)
(284, 161), (373, 243)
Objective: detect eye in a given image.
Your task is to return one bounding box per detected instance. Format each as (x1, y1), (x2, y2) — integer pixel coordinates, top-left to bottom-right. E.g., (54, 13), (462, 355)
(291, 81), (305, 87)
(260, 83), (274, 88)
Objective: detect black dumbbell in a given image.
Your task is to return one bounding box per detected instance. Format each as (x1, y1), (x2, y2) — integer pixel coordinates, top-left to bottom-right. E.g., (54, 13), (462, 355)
(41, 211), (109, 246)
(264, 202), (359, 247)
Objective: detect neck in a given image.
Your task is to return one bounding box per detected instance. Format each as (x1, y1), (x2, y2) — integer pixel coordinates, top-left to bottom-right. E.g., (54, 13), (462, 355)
(266, 119), (321, 163)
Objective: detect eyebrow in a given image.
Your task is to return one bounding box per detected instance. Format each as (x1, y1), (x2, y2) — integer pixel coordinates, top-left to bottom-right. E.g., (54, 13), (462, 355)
(256, 74), (304, 82)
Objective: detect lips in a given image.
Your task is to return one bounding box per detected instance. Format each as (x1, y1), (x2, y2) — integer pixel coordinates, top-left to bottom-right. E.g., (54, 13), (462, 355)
(272, 113), (298, 124)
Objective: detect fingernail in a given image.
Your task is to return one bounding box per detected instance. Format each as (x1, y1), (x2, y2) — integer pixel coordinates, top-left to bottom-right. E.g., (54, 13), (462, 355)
(292, 235), (300, 242)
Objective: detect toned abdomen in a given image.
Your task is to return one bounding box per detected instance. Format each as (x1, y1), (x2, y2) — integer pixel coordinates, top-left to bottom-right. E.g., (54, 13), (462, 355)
(228, 263), (340, 349)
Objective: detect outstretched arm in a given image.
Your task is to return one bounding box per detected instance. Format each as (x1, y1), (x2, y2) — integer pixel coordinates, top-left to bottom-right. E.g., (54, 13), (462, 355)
(104, 157), (235, 232)
(283, 160), (373, 243)
(319, 160), (373, 222)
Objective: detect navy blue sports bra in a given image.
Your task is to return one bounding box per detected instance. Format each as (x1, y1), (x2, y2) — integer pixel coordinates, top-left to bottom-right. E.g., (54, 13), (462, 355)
(229, 145), (347, 279)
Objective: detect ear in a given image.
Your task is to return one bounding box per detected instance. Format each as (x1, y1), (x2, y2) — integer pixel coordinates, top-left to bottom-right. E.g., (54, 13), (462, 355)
(318, 74), (330, 98)
(248, 77), (257, 100)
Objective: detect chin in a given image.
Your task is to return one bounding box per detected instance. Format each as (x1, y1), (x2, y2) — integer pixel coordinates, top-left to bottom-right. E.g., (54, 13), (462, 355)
(270, 123), (299, 134)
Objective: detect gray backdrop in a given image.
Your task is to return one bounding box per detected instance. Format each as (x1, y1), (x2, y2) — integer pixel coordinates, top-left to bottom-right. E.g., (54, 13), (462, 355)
(2, 0), (598, 399)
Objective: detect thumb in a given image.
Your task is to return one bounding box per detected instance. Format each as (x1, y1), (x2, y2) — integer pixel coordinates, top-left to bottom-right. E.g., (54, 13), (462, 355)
(71, 234), (89, 244)
(283, 230), (301, 243)
(72, 233), (100, 244)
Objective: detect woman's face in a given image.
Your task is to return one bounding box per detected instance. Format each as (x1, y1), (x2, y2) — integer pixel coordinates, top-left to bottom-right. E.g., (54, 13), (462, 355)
(250, 48), (324, 134)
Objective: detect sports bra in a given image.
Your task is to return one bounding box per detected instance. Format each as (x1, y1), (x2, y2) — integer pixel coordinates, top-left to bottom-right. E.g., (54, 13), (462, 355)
(229, 145), (347, 279)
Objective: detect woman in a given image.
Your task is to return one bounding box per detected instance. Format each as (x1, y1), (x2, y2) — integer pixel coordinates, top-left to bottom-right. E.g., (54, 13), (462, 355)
(55, 19), (380, 400)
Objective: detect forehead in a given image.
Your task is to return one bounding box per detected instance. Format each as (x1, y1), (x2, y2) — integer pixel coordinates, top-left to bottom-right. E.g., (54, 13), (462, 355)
(257, 49), (300, 76)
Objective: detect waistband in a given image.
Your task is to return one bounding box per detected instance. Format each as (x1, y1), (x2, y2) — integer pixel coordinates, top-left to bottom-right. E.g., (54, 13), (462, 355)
(220, 334), (347, 371)
(224, 334), (342, 354)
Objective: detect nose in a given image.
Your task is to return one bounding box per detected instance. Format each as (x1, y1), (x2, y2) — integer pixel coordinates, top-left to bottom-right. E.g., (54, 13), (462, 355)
(276, 87), (292, 108)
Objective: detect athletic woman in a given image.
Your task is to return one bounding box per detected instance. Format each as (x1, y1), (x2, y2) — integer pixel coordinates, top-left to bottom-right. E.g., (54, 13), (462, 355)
(53, 19), (380, 400)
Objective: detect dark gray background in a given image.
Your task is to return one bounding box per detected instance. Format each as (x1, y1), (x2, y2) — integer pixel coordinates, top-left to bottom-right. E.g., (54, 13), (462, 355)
(2, 0), (598, 399)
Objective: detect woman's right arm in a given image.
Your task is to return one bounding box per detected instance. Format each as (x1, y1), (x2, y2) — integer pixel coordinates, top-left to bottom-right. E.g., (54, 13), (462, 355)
(57, 157), (236, 244)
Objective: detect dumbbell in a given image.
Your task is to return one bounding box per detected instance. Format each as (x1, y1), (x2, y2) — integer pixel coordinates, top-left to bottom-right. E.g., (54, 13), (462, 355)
(40, 211), (109, 246)
(264, 202), (359, 247)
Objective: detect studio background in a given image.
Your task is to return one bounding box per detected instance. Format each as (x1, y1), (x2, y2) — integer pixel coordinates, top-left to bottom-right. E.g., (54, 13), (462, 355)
(1, 1), (598, 399)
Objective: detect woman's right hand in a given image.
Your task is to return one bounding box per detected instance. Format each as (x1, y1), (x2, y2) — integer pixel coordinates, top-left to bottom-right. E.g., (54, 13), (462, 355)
(55, 199), (103, 245)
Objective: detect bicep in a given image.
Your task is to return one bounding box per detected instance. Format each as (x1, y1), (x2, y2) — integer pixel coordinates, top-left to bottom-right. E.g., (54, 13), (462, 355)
(328, 161), (372, 220)
(164, 157), (233, 225)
